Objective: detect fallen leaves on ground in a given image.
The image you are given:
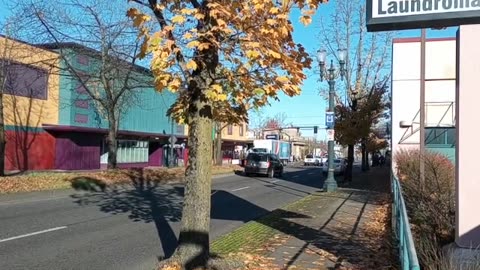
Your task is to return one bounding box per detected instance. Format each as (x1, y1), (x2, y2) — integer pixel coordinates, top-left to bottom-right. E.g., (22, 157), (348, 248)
(0, 165), (242, 194)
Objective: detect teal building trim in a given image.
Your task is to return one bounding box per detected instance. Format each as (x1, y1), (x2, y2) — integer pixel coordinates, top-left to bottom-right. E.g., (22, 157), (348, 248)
(55, 47), (185, 136)
(425, 127), (456, 163)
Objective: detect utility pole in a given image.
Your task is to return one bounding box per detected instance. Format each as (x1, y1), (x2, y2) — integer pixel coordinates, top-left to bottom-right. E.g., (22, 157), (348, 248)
(419, 28), (426, 187)
(169, 117), (175, 168)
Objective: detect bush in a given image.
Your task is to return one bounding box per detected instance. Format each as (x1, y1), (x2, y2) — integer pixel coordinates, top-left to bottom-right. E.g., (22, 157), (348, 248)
(395, 148), (456, 269)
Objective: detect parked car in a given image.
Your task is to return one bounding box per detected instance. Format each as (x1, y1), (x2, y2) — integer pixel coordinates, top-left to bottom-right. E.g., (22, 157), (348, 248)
(322, 159), (346, 175)
(244, 153), (284, 178)
(304, 154), (319, 166)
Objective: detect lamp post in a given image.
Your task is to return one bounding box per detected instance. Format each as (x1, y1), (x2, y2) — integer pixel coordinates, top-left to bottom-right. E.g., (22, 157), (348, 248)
(317, 48), (347, 192)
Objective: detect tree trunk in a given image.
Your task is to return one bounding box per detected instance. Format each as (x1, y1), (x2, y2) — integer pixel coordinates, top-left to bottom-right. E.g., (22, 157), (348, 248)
(366, 151), (370, 171)
(344, 144), (354, 181)
(215, 130), (222, 166)
(361, 141), (367, 172)
(173, 100), (213, 268)
(0, 93), (5, 176)
(107, 113), (118, 169)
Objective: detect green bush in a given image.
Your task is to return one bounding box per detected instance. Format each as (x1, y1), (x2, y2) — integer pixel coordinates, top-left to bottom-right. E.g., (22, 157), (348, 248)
(395, 148), (456, 269)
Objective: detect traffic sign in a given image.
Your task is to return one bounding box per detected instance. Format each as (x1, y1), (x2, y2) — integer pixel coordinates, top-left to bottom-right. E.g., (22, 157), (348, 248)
(325, 112), (335, 129)
(326, 129), (335, 141)
(169, 136), (177, 144)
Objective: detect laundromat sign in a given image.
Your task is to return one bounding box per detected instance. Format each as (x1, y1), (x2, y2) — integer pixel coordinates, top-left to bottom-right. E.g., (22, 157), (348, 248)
(367, 0), (480, 31)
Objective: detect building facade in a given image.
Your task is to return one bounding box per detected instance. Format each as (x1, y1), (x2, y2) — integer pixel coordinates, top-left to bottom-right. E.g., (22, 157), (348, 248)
(218, 123), (251, 164)
(1, 37), (186, 171)
(391, 37), (456, 164)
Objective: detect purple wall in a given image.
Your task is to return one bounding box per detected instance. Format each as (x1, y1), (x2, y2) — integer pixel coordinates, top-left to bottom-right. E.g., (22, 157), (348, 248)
(148, 143), (163, 166)
(55, 133), (101, 170)
(100, 162), (149, 169)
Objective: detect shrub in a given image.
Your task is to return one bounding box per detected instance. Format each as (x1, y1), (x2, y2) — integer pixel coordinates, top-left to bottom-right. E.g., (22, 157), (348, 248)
(395, 148), (456, 269)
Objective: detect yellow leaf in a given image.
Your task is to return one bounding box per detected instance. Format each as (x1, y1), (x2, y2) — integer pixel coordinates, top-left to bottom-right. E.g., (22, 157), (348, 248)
(171, 15), (186, 24)
(266, 19), (276, 26)
(268, 50), (281, 59)
(181, 8), (196, 15)
(217, 93), (228, 101)
(168, 78), (182, 92)
(186, 60), (198, 70)
(211, 84), (222, 92)
(194, 13), (205, 20)
(216, 18), (227, 27)
(254, 3), (264, 10)
(127, 9), (151, 27)
(269, 7), (280, 14)
(198, 43), (210, 51)
(183, 32), (193, 39)
(246, 50), (260, 59)
(302, 9), (315, 16)
(187, 40), (200, 48)
(276, 76), (290, 83)
(300, 15), (312, 26)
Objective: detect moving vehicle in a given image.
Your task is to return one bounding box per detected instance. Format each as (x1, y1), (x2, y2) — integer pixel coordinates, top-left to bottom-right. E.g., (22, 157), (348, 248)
(244, 153), (284, 178)
(322, 159), (346, 175)
(252, 139), (291, 164)
(304, 154), (319, 166)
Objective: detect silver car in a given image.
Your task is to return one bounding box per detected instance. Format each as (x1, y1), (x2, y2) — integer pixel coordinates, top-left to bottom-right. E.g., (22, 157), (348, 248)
(322, 159), (346, 175)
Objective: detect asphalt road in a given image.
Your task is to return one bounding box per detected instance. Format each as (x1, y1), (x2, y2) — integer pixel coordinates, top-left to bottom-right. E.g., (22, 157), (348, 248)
(0, 166), (324, 270)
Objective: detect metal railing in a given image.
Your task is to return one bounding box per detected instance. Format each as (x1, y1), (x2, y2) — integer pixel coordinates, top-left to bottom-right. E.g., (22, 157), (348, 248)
(392, 174), (421, 270)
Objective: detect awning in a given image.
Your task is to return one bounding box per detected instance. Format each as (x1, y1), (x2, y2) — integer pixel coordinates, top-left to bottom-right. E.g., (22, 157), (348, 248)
(42, 124), (188, 140)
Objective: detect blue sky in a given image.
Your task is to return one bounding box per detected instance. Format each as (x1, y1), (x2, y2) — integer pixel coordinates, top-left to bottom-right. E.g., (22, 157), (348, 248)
(0, 1), (458, 139)
(262, 2), (458, 139)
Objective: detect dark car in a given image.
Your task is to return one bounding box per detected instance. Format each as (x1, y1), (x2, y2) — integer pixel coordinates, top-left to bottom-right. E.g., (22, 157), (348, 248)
(244, 153), (284, 178)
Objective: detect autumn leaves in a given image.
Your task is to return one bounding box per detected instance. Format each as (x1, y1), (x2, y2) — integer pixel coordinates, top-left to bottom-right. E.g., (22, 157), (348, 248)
(127, 0), (325, 123)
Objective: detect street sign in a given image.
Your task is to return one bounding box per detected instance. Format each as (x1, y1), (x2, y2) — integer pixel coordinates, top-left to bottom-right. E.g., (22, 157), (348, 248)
(169, 136), (177, 144)
(326, 129), (335, 141)
(325, 112), (335, 129)
(366, 0), (480, 32)
(265, 134), (279, 140)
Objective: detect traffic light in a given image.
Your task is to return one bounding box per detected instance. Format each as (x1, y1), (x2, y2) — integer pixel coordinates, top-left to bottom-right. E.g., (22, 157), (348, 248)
(314, 126), (318, 134)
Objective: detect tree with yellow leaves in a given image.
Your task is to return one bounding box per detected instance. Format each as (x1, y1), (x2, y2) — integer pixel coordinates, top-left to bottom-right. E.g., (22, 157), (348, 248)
(128, 0), (326, 268)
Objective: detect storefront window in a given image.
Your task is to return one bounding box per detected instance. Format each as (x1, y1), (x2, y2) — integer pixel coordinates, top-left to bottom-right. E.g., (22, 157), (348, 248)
(100, 140), (149, 164)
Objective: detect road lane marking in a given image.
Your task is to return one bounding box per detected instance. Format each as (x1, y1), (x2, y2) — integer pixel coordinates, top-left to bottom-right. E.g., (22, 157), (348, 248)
(231, 186), (250, 192)
(0, 226), (67, 243)
(292, 175), (299, 178)
(271, 180), (280, 183)
(308, 172), (314, 175)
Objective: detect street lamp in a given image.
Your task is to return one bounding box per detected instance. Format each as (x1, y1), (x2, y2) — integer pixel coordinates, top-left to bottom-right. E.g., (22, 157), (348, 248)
(317, 48), (346, 192)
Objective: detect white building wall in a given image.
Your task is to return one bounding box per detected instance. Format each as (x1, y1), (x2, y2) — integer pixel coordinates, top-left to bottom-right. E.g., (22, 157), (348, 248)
(391, 38), (456, 166)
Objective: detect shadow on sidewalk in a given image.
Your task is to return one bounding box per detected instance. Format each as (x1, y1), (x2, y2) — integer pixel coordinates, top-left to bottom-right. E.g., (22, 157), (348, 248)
(339, 166), (391, 194)
(68, 167), (388, 270)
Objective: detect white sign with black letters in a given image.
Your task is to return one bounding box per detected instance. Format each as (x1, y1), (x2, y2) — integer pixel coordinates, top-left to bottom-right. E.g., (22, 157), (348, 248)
(367, 0), (480, 31)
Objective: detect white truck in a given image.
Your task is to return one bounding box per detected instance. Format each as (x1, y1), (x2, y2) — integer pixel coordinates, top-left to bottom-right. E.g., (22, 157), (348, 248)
(251, 139), (291, 164)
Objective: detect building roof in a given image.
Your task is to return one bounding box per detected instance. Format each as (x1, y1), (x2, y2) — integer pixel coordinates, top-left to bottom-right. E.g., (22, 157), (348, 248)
(37, 42), (152, 75)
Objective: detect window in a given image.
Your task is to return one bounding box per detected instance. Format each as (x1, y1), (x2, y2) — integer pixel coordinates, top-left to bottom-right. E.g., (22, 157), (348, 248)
(239, 124), (244, 136)
(176, 124), (184, 134)
(425, 128), (456, 146)
(247, 153), (267, 161)
(227, 124), (233, 135)
(75, 100), (89, 109)
(4, 62), (48, 99)
(75, 72), (90, 94)
(77, 55), (89, 66)
(100, 140), (149, 164)
(74, 113), (88, 123)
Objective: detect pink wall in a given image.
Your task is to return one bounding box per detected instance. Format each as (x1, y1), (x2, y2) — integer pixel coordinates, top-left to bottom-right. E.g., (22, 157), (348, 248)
(456, 24), (480, 247)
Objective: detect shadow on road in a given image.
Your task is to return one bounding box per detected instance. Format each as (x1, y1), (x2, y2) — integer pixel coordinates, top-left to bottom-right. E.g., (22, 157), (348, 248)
(69, 167), (382, 270)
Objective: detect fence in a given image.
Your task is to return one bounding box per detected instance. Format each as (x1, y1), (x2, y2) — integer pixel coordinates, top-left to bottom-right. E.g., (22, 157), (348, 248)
(392, 174), (421, 270)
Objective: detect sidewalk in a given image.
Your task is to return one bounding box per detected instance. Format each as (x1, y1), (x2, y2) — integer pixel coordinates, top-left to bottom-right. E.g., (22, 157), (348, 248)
(212, 167), (397, 270)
